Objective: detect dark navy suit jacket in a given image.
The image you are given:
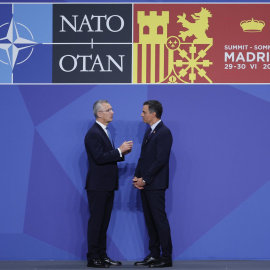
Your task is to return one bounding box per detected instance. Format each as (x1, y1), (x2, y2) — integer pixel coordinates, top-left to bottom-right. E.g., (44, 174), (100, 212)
(84, 122), (124, 191)
(135, 121), (173, 190)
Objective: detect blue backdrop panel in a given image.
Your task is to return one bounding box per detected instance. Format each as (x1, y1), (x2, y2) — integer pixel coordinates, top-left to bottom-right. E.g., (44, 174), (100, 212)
(148, 85), (270, 259)
(0, 86), (34, 233)
(1, 84), (270, 260)
(0, 233), (79, 260)
(178, 180), (270, 260)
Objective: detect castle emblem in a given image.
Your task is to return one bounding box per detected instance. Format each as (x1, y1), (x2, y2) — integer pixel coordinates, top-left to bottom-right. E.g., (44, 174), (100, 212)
(133, 7), (213, 84)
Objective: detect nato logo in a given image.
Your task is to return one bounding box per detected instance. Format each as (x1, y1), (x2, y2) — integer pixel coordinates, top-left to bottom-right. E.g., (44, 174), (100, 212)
(0, 4), (52, 83)
(0, 18), (36, 70)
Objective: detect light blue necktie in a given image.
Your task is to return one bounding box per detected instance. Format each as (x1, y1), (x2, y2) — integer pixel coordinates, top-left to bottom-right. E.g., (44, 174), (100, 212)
(106, 127), (114, 147)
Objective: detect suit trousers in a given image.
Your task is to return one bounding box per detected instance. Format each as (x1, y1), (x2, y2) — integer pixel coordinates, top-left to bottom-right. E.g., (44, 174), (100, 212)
(141, 189), (172, 259)
(87, 190), (114, 259)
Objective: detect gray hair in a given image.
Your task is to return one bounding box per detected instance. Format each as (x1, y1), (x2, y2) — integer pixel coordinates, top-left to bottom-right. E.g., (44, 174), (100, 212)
(93, 100), (109, 119)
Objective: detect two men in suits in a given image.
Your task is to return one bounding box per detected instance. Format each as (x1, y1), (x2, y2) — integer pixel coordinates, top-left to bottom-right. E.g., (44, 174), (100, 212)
(133, 100), (173, 268)
(84, 100), (133, 268)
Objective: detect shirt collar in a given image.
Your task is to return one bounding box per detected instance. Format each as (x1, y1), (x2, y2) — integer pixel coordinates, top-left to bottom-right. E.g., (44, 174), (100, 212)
(96, 120), (107, 131)
(150, 119), (161, 131)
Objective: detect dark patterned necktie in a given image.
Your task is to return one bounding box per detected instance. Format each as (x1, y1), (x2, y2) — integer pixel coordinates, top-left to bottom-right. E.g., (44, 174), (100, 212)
(145, 128), (152, 143)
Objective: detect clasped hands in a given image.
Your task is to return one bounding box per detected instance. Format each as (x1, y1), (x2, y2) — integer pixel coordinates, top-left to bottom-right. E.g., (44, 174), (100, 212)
(119, 141), (133, 155)
(132, 176), (146, 190)
(118, 141), (145, 189)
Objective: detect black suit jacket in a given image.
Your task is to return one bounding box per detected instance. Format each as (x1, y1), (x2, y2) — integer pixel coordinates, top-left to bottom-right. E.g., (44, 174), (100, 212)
(135, 121), (173, 190)
(84, 122), (124, 191)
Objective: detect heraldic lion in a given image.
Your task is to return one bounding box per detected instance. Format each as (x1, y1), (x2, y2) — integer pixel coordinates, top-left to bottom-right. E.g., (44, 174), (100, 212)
(177, 7), (212, 44)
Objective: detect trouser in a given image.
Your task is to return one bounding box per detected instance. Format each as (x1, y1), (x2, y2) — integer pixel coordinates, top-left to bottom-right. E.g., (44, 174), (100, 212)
(87, 190), (114, 259)
(141, 189), (172, 259)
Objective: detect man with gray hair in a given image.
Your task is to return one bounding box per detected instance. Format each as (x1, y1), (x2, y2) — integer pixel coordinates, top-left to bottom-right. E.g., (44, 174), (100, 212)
(85, 100), (133, 268)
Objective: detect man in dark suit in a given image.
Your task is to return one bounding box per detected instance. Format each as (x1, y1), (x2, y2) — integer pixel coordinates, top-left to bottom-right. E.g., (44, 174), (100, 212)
(133, 100), (173, 268)
(85, 100), (133, 268)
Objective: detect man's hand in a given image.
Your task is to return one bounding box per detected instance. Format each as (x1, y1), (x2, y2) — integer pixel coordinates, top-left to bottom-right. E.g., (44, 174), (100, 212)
(119, 141), (133, 155)
(132, 176), (145, 190)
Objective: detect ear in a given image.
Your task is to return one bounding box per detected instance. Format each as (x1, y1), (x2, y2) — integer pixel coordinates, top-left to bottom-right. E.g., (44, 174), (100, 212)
(97, 111), (102, 118)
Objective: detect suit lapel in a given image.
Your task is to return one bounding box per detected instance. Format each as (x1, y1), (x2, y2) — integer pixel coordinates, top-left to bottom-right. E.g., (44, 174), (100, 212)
(144, 121), (163, 145)
(95, 122), (113, 149)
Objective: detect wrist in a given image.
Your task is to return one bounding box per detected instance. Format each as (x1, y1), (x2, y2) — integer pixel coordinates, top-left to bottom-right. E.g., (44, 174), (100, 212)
(117, 148), (122, 157)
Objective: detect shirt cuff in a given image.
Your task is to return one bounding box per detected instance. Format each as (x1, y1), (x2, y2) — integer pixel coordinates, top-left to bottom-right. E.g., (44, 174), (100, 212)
(117, 148), (122, 157)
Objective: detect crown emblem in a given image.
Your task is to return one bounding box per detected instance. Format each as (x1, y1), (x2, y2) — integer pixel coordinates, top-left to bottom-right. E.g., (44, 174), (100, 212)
(240, 18), (265, 32)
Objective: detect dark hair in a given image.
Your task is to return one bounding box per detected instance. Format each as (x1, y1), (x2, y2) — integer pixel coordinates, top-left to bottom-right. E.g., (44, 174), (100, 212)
(143, 100), (163, 119)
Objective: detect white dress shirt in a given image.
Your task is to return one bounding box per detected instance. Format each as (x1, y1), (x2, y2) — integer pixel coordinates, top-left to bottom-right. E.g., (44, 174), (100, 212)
(96, 121), (122, 156)
(150, 119), (161, 132)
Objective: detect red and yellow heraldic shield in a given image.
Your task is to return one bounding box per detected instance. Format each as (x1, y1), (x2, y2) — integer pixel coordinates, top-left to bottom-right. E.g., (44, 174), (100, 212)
(133, 4), (270, 84)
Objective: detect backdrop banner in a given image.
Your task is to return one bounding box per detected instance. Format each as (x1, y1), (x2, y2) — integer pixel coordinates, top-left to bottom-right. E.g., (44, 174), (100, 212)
(1, 3), (270, 83)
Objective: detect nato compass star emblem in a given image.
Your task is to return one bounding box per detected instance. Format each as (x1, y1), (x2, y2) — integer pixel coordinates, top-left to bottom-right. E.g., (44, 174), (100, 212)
(0, 17), (37, 70)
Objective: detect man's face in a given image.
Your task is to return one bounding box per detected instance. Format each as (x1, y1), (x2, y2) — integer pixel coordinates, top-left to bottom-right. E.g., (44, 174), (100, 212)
(98, 103), (114, 125)
(141, 105), (155, 125)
